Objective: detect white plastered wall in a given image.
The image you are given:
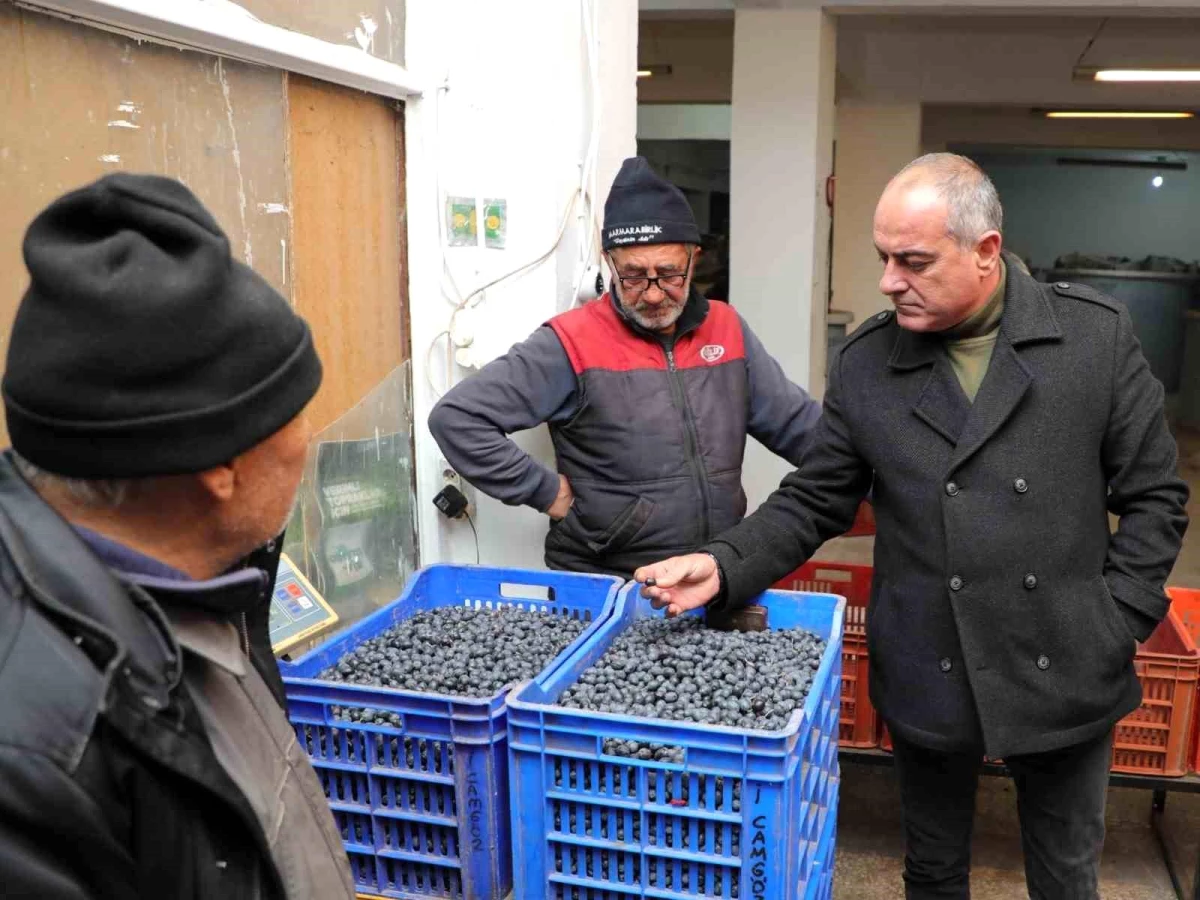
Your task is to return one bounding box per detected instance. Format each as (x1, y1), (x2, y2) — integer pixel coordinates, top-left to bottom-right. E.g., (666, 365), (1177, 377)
(405, 0), (638, 569)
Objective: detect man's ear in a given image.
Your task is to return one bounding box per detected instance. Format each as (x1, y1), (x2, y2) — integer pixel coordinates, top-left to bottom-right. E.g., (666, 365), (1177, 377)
(196, 464), (236, 502)
(975, 231), (1002, 273)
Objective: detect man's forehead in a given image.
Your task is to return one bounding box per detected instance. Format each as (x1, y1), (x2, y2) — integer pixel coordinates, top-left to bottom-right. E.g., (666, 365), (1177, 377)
(611, 243), (690, 269)
(874, 204), (949, 256)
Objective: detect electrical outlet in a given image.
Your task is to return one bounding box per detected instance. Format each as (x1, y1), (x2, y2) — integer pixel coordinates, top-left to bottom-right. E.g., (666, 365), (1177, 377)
(439, 458), (462, 490)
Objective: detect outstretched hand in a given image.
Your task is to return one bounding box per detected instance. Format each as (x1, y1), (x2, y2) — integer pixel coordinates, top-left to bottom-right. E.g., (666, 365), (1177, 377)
(633, 553), (721, 618)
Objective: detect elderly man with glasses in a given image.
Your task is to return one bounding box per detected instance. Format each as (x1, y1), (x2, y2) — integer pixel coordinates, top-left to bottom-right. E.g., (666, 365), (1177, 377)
(429, 156), (821, 576)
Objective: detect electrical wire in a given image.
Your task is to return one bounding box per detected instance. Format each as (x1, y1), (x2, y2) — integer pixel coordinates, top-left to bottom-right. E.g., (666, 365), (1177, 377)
(425, 330), (450, 398)
(463, 510), (480, 564)
(571, 0), (604, 309)
(1074, 17), (1109, 69)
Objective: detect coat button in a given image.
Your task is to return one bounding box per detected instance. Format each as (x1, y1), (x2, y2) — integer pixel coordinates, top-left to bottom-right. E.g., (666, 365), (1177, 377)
(877, 311), (889, 321)
(1037, 655), (1051, 670)
(1014, 478), (1028, 493)
(1024, 573), (1038, 590)
(1056, 282), (1070, 289)
(945, 481), (960, 497)
(949, 575), (964, 591)
(939, 657), (953, 673)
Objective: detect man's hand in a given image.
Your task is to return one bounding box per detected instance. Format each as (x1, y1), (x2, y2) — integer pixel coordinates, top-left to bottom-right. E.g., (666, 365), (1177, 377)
(546, 475), (574, 521)
(634, 553), (720, 618)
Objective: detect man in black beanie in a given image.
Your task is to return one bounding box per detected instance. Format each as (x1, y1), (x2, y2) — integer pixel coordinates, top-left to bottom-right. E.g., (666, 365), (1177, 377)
(0, 174), (354, 900)
(430, 157), (822, 576)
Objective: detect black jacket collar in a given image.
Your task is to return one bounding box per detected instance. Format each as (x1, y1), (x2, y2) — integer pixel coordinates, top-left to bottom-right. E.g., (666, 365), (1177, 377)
(0, 453), (273, 688)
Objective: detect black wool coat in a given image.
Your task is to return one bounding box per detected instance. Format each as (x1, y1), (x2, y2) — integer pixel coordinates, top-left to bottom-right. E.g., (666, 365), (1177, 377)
(708, 260), (1189, 757)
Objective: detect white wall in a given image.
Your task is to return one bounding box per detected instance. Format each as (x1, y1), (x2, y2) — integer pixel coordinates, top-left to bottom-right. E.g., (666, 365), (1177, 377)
(831, 102), (922, 329)
(730, 8), (836, 513)
(406, 0), (638, 570)
(971, 150), (1200, 270)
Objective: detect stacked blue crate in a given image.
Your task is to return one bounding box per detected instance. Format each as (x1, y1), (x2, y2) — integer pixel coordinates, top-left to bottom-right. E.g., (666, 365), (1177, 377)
(507, 584), (845, 900)
(280, 564), (623, 900)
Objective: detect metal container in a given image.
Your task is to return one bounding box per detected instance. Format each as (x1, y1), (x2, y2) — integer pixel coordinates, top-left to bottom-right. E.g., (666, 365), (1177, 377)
(1048, 269), (1200, 393)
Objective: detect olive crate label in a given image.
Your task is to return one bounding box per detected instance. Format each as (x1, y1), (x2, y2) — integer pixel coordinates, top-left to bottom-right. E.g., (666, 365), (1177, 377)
(270, 553), (338, 654)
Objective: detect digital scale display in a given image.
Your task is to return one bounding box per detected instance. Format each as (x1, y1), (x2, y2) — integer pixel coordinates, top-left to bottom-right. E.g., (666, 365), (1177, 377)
(270, 553), (338, 653)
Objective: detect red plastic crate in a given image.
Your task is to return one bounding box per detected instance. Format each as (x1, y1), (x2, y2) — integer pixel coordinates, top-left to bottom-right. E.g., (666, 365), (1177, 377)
(775, 561), (878, 747)
(844, 500), (876, 537)
(880, 606), (1198, 778)
(1165, 587), (1200, 774)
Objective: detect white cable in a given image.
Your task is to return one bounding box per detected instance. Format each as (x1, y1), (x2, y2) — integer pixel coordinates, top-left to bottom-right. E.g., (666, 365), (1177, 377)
(425, 330), (450, 399)
(571, 0), (603, 308)
(431, 79), (465, 308)
(451, 185), (581, 317)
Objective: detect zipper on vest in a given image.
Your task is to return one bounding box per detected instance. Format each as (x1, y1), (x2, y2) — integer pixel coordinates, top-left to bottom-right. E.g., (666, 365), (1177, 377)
(665, 347), (714, 544)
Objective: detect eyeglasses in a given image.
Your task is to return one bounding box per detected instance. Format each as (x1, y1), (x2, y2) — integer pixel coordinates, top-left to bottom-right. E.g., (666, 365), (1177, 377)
(609, 249), (694, 295)
(615, 272), (687, 293)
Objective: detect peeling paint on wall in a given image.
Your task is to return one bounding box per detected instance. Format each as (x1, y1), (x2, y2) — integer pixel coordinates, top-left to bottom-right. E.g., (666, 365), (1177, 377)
(99, 154), (121, 163)
(353, 15), (378, 53)
(216, 58), (253, 267)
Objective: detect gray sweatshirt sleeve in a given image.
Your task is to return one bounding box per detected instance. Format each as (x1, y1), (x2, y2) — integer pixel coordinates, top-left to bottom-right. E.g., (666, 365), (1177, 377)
(428, 326), (580, 512)
(741, 315), (823, 466)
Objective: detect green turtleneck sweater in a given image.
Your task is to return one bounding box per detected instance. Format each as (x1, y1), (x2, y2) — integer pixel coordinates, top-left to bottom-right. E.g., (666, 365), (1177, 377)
(942, 261), (1006, 403)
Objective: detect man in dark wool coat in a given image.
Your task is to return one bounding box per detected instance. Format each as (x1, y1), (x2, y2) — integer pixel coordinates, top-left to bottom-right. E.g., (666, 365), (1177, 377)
(635, 153), (1189, 899)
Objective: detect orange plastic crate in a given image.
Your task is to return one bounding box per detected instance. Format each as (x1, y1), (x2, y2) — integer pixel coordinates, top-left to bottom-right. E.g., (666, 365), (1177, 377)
(880, 606), (1198, 778)
(776, 561), (878, 747)
(1112, 606), (1199, 776)
(1165, 587), (1200, 774)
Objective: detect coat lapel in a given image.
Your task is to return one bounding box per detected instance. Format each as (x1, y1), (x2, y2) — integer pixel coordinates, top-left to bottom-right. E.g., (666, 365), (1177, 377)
(913, 356), (971, 446)
(947, 334), (1031, 472)
(889, 326), (969, 446)
(947, 258), (1062, 472)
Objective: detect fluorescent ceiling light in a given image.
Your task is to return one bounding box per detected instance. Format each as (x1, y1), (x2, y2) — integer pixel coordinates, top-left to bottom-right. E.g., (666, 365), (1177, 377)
(1094, 69), (1200, 83)
(637, 64), (672, 79)
(1044, 110), (1194, 120)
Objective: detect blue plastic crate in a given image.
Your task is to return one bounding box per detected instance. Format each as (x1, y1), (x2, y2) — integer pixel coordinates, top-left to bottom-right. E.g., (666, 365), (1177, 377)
(507, 584), (845, 900)
(801, 792), (837, 900)
(280, 564), (623, 900)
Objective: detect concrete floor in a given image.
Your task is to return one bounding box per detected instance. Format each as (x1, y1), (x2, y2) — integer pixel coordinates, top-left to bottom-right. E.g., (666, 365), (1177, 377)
(814, 424), (1200, 898)
(831, 765), (1200, 899)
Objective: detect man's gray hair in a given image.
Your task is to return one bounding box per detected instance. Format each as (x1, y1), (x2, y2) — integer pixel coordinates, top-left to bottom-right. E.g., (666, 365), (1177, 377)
(896, 152), (1003, 247)
(11, 451), (138, 508)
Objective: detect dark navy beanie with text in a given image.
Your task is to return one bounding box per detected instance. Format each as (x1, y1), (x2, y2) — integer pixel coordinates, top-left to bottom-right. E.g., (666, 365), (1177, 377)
(602, 156), (701, 251)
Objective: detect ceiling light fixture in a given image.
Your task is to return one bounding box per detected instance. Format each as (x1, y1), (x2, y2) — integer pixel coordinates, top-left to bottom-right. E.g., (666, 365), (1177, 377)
(637, 64), (672, 79)
(1094, 69), (1200, 83)
(1043, 110), (1195, 120)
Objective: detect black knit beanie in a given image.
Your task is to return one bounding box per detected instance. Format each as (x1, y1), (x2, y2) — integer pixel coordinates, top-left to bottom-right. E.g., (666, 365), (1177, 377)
(4, 173), (323, 478)
(602, 157), (701, 250)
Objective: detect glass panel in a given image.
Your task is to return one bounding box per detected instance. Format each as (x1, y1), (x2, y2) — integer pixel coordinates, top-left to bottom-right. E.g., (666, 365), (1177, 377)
(283, 363), (419, 632)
